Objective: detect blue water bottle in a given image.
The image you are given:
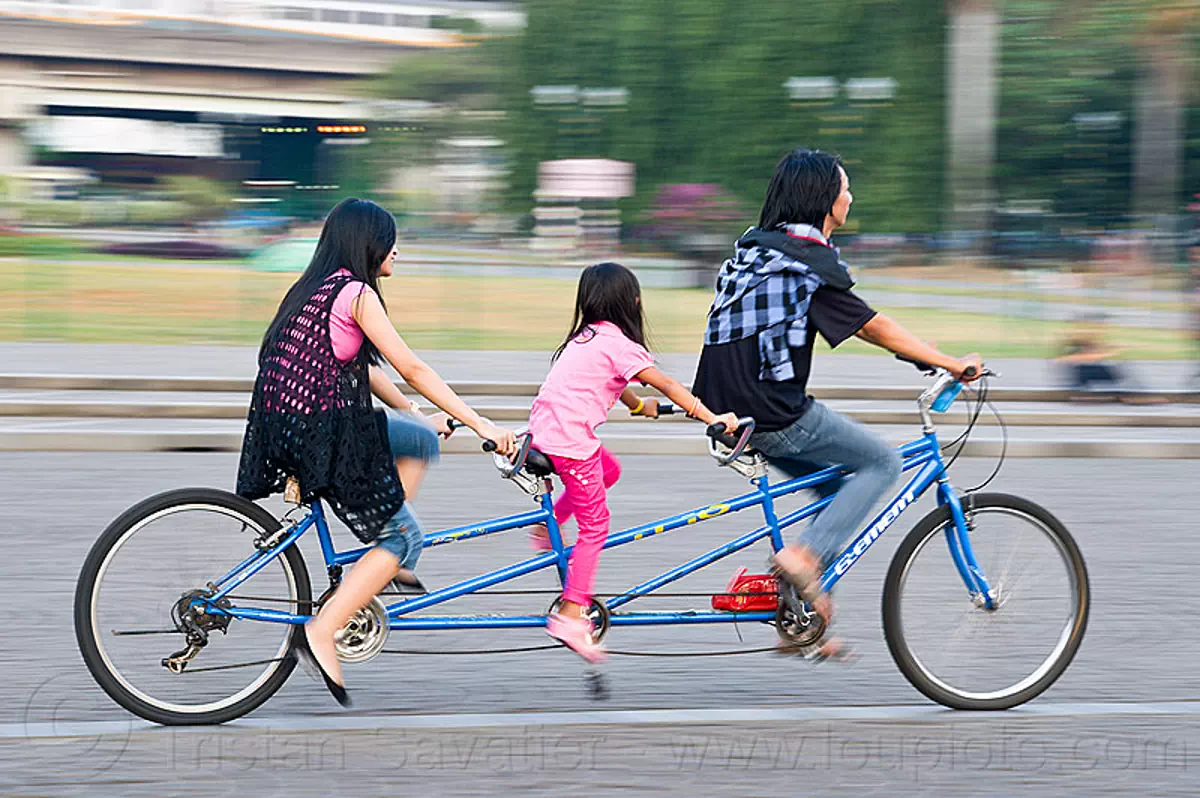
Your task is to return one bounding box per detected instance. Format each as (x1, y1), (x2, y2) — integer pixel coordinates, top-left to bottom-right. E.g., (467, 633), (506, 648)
(931, 382), (964, 413)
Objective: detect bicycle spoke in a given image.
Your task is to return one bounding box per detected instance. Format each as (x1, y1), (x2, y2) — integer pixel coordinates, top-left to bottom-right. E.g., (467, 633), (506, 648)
(891, 500), (1085, 707)
(86, 500), (301, 717)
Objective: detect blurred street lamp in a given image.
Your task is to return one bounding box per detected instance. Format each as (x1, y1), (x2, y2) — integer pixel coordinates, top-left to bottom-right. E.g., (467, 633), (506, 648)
(580, 88), (630, 109)
(531, 85), (628, 157)
(1072, 112), (1123, 134)
(784, 76), (838, 103)
(845, 77), (897, 103)
(530, 85), (580, 106)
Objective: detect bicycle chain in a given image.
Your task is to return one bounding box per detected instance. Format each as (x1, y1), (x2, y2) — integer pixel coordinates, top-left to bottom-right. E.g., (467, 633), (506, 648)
(178, 641), (790, 673)
(173, 591), (787, 672)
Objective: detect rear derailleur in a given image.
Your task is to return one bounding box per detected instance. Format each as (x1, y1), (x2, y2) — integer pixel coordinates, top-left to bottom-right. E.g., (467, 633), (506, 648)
(162, 588), (232, 674)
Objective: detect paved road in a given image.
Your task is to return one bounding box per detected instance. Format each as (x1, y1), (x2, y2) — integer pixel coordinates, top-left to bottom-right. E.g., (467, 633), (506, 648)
(2, 452), (1198, 795)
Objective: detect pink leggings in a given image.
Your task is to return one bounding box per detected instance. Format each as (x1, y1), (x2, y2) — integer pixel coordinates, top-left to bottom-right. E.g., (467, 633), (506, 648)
(547, 446), (622, 607)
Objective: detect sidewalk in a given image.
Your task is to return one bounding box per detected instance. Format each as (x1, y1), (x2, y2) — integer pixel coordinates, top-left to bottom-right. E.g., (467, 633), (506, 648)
(0, 342), (1195, 388)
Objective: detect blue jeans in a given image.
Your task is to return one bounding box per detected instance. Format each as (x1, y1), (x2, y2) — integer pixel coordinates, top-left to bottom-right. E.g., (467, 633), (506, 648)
(749, 401), (902, 567)
(374, 409), (440, 569)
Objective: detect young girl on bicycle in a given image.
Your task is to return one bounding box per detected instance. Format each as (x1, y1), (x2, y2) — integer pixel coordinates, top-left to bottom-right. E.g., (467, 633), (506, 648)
(528, 262), (739, 662)
(237, 198), (515, 705)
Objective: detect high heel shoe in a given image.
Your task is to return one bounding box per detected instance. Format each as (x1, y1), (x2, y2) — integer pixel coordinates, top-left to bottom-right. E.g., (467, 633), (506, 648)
(294, 624), (352, 707)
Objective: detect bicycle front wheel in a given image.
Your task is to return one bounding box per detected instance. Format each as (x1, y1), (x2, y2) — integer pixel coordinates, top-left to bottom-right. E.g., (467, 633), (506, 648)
(882, 492), (1088, 710)
(74, 488), (312, 725)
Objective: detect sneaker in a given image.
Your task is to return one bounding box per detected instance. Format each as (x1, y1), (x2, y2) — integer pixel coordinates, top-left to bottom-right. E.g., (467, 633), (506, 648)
(545, 612), (607, 663)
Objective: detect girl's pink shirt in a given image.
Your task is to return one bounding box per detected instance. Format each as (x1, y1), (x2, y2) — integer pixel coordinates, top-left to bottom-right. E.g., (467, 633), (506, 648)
(329, 268), (368, 363)
(528, 321), (654, 459)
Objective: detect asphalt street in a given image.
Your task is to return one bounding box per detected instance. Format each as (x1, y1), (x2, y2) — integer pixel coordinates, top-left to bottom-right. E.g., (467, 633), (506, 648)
(3, 451), (1199, 796)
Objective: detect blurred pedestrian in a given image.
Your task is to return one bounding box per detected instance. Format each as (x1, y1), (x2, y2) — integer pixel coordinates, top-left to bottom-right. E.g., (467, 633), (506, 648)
(236, 198), (516, 706)
(1056, 315), (1163, 403)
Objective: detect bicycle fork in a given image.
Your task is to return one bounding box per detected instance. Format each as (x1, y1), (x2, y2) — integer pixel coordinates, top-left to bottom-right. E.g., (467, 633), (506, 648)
(937, 479), (998, 611)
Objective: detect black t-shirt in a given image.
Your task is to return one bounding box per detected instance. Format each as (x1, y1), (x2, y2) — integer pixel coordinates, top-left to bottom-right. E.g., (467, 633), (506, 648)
(693, 286), (877, 432)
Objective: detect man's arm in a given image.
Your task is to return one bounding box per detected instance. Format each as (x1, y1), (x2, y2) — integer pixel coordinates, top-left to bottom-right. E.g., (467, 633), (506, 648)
(855, 313), (981, 380)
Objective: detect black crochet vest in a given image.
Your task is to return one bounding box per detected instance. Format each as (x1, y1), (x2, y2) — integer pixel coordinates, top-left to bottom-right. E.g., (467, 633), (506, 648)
(236, 274), (405, 542)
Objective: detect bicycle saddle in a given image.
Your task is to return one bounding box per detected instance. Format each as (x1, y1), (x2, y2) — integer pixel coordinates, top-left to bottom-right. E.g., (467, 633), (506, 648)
(524, 447), (556, 478)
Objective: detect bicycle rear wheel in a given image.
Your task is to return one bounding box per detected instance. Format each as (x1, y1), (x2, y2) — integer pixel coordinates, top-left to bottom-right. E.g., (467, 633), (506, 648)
(74, 488), (311, 725)
(882, 492), (1088, 710)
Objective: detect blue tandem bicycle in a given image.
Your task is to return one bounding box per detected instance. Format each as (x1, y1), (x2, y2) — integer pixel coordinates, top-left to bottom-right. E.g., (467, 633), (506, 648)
(75, 366), (1089, 725)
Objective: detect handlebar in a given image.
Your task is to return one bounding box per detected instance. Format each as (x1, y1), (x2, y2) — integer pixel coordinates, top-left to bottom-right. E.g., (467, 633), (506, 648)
(445, 418), (513, 457)
(895, 354), (986, 381)
(705, 417), (756, 466)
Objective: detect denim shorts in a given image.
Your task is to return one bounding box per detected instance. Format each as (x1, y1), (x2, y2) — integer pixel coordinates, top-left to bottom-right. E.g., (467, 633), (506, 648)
(373, 409), (440, 568)
(374, 503), (424, 570)
(381, 408), (440, 464)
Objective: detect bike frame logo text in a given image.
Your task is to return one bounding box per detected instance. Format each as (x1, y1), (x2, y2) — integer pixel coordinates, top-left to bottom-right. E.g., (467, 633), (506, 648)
(833, 486), (918, 576)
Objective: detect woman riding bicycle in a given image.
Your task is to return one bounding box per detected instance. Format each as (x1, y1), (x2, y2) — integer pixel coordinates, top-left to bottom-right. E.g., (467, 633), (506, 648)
(236, 198), (515, 705)
(692, 147), (982, 658)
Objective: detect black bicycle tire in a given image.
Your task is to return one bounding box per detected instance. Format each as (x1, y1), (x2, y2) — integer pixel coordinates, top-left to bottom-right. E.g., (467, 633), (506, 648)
(882, 492), (1089, 710)
(74, 487), (312, 726)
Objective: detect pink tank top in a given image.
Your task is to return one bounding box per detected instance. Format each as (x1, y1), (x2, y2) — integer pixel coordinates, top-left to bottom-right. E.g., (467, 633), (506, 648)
(329, 268), (368, 362)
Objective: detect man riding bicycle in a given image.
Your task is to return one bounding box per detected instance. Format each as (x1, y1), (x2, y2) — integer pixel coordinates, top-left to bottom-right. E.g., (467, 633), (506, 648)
(691, 147), (982, 658)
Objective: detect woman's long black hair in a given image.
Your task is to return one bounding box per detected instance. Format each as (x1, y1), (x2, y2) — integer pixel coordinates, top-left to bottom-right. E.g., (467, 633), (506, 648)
(553, 262), (648, 361)
(260, 198), (396, 365)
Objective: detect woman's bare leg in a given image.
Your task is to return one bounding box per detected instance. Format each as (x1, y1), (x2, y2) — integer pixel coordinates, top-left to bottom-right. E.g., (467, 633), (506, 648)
(305, 547), (400, 686)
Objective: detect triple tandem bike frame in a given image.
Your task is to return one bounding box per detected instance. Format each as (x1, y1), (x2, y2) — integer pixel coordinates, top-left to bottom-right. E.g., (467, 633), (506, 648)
(201, 429), (996, 633)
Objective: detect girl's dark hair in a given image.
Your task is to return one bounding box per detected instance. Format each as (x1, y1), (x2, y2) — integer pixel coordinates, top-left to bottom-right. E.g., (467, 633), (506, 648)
(260, 198), (396, 365)
(758, 147), (845, 230)
(553, 262), (648, 361)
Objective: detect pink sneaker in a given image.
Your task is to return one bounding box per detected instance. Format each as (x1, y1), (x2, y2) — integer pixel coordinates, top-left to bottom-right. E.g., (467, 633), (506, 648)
(545, 612), (607, 663)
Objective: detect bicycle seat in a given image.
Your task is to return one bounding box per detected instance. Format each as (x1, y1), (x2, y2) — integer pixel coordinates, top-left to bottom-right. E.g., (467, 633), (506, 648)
(525, 447), (556, 478)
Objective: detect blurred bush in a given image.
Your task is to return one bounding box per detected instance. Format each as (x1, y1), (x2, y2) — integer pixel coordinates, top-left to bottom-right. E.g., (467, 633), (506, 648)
(12, 200), (191, 227)
(96, 240), (244, 260)
(162, 176), (234, 222)
(645, 183), (747, 259)
(0, 233), (85, 258)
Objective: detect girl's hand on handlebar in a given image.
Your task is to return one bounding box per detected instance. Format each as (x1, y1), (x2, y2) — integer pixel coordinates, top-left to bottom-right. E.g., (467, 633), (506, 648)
(711, 412), (740, 433)
(952, 354), (984, 382)
(636, 398), (660, 418)
(474, 421), (516, 456)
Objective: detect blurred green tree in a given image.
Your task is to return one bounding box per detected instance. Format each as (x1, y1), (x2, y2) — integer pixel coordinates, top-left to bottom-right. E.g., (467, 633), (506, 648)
(162, 175), (233, 222)
(509, 0), (948, 234)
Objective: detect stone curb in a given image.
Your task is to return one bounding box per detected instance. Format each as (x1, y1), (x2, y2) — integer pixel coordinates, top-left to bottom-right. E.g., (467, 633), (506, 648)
(2, 374), (1198, 404)
(1, 400), (1197, 428)
(1, 431), (1196, 458)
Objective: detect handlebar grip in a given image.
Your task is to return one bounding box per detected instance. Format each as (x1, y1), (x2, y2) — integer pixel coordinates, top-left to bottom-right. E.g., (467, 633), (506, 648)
(447, 418), (465, 430)
(657, 402), (676, 415)
(705, 422), (741, 449)
(895, 354), (936, 374)
(962, 365), (978, 380)
(482, 440), (497, 453)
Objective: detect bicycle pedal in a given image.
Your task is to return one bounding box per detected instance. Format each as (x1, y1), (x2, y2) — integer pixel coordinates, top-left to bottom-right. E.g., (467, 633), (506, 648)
(777, 580), (808, 618)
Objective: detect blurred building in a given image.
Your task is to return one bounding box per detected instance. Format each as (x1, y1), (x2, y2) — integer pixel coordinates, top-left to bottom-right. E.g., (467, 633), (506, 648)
(0, 0), (522, 211)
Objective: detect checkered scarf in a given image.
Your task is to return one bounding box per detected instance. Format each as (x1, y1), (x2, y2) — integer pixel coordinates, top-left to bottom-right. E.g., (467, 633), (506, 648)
(704, 224), (851, 382)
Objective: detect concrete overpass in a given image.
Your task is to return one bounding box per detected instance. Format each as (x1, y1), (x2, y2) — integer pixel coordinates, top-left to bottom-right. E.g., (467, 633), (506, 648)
(0, 5), (512, 188)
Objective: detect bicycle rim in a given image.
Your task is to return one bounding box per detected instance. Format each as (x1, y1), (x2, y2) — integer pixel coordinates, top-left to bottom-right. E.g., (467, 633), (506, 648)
(893, 504), (1084, 705)
(89, 503), (299, 716)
